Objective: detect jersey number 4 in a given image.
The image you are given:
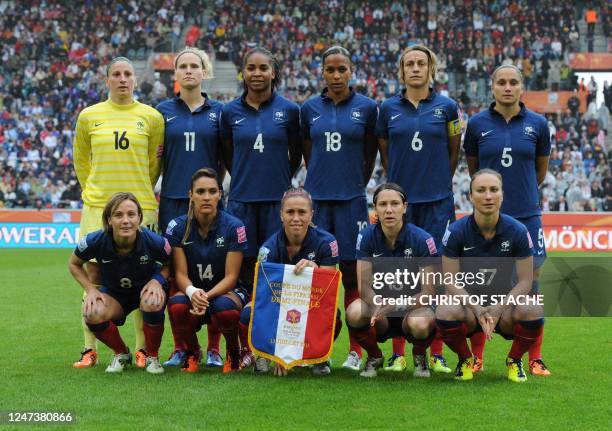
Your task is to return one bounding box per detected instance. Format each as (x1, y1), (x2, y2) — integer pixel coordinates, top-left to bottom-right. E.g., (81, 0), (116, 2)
(114, 131), (129, 150)
(253, 133), (264, 153)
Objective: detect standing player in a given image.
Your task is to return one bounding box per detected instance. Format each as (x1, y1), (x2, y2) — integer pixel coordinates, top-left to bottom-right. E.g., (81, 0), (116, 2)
(376, 45), (462, 373)
(464, 64), (552, 376)
(72, 57), (164, 369)
(300, 46), (378, 371)
(346, 183), (438, 378)
(436, 169), (543, 382)
(221, 47), (301, 363)
(156, 47), (225, 368)
(68, 193), (171, 374)
(242, 188), (342, 376)
(164, 168), (247, 373)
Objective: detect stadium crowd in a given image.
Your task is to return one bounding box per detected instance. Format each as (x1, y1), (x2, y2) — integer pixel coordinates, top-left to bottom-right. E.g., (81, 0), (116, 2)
(0, 0), (610, 212)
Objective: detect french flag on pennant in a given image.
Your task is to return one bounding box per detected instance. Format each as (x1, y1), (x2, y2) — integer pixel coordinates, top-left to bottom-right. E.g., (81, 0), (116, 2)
(249, 262), (341, 368)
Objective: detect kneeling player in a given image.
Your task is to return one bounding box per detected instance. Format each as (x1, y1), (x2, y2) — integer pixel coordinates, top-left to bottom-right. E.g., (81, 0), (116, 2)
(240, 187), (342, 376)
(346, 183), (438, 378)
(68, 193), (171, 374)
(436, 169), (544, 382)
(164, 168), (247, 373)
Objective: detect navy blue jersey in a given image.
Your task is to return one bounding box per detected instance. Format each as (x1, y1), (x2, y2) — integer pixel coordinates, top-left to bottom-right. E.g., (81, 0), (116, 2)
(464, 103), (551, 218)
(156, 94), (223, 199)
(258, 226), (339, 267)
(164, 210), (248, 292)
(376, 90), (461, 203)
(442, 214), (533, 296)
(301, 90), (378, 200)
(220, 93), (300, 202)
(356, 223), (439, 259)
(75, 228), (171, 292)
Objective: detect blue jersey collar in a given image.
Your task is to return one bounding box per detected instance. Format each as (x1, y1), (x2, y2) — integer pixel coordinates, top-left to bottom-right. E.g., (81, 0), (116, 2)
(375, 222), (408, 254)
(468, 214), (506, 240)
(193, 212), (222, 239)
(321, 87), (356, 104)
(174, 92), (212, 113)
(103, 229), (144, 258)
(240, 91), (277, 109)
(399, 87), (436, 103)
(488, 101), (526, 119)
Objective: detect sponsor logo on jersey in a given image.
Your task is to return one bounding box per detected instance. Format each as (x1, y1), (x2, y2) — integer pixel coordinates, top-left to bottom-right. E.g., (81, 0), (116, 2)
(330, 240), (339, 258)
(236, 226), (247, 243)
(273, 110), (286, 122)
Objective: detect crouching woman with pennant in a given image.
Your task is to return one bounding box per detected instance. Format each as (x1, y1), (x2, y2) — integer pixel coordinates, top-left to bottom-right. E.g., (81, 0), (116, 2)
(240, 188), (342, 376)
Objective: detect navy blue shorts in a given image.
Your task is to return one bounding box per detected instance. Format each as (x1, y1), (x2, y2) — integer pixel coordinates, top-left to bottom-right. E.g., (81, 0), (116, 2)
(227, 200), (281, 257)
(159, 197), (189, 235)
(517, 215), (546, 268)
(406, 196), (455, 250)
(99, 286), (141, 326)
(313, 197), (369, 261)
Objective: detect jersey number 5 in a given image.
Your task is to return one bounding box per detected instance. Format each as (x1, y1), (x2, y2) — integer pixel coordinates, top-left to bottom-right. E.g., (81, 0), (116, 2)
(114, 131), (129, 150)
(501, 147), (513, 167)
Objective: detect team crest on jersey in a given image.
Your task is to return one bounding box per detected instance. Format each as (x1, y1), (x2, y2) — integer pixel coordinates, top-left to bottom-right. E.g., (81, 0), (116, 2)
(258, 246), (270, 262)
(404, 248), (413, 258)
(307, 252), (316, 261)
(77, 237), (88, 252)
(208, 111), (217, 122)
(139, 254), (150, 264)
(216, 236), (225, 247)
(524, 125), (536, 137)
(136, 120), (145, 132)
(433, 107), (445, 119)
(273, 110), (286, 122)
(350, 108), (362, 122)
(500, 240), (511, 252)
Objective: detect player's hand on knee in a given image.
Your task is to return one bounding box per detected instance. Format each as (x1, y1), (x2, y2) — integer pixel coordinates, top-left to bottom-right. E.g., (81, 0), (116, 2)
(141, 282), (165, 309)
(294, 259), (317, 274)
(83, 290), (106, 319)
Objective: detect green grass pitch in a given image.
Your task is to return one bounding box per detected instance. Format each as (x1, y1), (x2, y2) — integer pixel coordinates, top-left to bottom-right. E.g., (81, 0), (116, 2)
(1, 249), (610, 430)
